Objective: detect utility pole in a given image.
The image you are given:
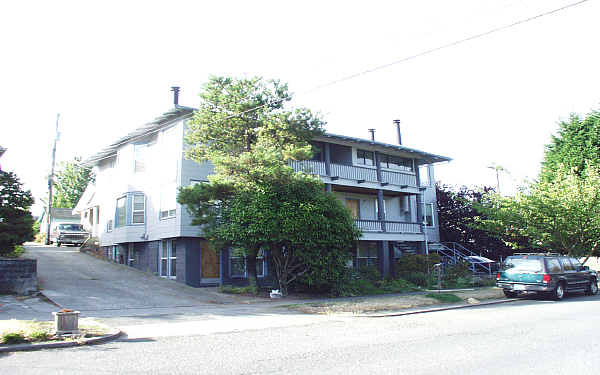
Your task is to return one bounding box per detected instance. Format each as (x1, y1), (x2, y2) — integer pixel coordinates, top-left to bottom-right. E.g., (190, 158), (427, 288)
(45, 114), (60, 245)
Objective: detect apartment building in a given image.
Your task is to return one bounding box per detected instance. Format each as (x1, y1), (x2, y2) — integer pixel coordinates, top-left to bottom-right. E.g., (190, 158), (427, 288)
(75, 99), (450, 287)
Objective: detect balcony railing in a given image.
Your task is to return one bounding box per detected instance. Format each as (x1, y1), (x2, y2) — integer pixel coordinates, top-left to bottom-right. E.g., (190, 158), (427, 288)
(290, 160), (416, 189)
(355, 219), (422, 234)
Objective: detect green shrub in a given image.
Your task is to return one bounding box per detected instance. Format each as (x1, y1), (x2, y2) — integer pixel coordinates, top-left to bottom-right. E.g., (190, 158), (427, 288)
(4, 245), (25, 258)
(1, 332), (26, 345)
(219, 285), (258, 295)
(28, 330), (50, 342)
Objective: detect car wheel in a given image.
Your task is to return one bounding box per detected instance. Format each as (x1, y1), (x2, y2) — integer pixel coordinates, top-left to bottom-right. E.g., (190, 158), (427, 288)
(503, 290), (518, 298)
(585, 278), (598, 296)
(551, 282), (565, 301)
(57, 242), (61, 247)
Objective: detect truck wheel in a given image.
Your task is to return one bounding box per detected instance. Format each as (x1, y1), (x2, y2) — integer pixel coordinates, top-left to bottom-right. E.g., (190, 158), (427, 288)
(585, 278), (598, 295)
(57, 242), (61, 247)
(503, 290), (518, 298)
(551, 282), (565, 301)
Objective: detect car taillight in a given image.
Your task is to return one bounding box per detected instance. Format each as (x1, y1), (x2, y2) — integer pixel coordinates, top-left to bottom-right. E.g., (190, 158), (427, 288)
(496, 272), (501, 281)
(542, 274), (551, 284)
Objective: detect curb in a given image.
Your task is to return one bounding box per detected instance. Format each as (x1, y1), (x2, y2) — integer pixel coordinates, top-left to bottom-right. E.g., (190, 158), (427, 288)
(356, 298), (520, 318)
(0, 329), (122, 353)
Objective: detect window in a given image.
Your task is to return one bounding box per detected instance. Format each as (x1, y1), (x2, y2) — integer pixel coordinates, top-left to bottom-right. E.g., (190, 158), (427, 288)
(546, 258), (561, 273)
(559, 257), (574, 271)
(106, 220), (113, 232)
(159, 239), (176, 278)
(127, 243), (135, 267)
(569, 258), (582, 269)
(230, 248), (246, 277)
(356, 149), (374, 166)
(160, 184), (176, 220)
(132, 194), (145, 224)
(357, 242), (378, 269)
(229, 248), (265, 277)
(116, 197), (126, 227)
(310, 142), (324, 161)
(421, 203), (434, 227)
(380, 154), (413, 172)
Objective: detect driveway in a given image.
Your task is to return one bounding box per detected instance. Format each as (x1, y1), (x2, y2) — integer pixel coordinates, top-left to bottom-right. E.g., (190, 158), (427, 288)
(25, 243), (262, 313)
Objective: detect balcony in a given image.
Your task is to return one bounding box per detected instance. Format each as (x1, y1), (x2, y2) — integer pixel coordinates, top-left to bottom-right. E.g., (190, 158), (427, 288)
(290, 160), (417, 189)
(355, 219), (422, 234)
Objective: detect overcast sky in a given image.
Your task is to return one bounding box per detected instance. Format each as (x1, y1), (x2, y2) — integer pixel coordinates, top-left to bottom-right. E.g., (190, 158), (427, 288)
(2, 0), (599, 214)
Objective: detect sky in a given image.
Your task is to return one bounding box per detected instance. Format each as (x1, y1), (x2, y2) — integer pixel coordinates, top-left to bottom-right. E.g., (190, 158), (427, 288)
(1, 0), (599, 215)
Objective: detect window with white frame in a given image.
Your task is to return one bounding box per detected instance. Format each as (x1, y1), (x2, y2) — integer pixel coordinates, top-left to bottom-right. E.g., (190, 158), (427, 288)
(132, 194), (145, 224)
(106, 219), (113, 232)
(160, 184), (176, 219)
(419, 165), (430, 186)
(159, 239), (176, 278)
(116, 197), (126, 227)
(380, 154), (413, 172)
(421, 203), (435, 227)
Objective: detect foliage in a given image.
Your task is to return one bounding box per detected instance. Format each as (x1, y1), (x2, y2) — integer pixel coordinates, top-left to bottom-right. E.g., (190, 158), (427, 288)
(1, 332), (26, 345)
(541, 110), (600, 182)
(436, 183), (514, 260)
(331, 269), (419, 297)
(32, 221), (40, 234)
(53, 157), (94, 208)
(179, 76), (359, 295)
(219, 285), (257, 295)
(475, 167), (600, 259)
(0, 171), (34, 256)
(425, 293), (462, 303)
(394, 254), (441, 287)
(4, 245), (25, 258)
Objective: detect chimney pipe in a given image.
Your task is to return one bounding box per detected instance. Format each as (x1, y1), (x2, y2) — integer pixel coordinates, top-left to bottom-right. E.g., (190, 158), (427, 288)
(393, 119), (402, 145)
(368, 129), (375, 141)
(171, 86), (180, 106)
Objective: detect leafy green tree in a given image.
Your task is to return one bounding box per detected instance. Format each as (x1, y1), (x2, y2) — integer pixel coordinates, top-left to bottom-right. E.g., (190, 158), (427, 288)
(541, 110), (600, 181)
(0, 171), (34, 256)
(179, 76), (359, 294)
(53, 157), (93, 208)
(436, 184), (513, 260)
(475, 167), (600, 261)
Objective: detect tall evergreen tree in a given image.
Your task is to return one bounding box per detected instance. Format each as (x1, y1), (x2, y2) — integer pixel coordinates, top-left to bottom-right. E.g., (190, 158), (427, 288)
(0, 171), (34, 255)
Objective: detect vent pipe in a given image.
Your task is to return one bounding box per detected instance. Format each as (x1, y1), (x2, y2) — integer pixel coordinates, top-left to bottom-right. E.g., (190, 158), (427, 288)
(368, 129), (375, 141)
(171, 86), (180, 106)
(393, 119), (401, 145)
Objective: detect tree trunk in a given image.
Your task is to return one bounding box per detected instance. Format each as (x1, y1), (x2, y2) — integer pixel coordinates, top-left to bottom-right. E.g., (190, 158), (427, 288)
(581, 243), (598, 265)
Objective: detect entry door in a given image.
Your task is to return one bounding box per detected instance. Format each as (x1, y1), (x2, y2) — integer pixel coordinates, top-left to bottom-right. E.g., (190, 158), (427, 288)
(159, 239), (176, 279)
(201, 241), (220, 279)
(345, 199), (360, 218)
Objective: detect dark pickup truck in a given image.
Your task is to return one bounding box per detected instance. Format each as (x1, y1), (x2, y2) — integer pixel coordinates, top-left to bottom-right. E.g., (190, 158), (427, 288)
(50, 223), (90, 247)
(496, 253), (598, 300)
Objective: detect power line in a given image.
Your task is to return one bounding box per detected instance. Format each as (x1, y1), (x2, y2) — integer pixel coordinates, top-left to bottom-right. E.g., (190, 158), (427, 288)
(306, 0), (592, 93)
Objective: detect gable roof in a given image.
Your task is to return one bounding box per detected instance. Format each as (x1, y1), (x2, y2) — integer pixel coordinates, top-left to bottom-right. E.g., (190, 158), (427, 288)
(84, 105), (450, 166)
(84, 106), (195, 166)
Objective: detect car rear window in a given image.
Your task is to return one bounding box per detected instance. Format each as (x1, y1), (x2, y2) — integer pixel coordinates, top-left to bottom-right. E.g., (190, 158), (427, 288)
(559, 257), (574, 271)
(545, 258), (561, 273)
(503, 258), (544, 273)
(58, 224), (84, 231)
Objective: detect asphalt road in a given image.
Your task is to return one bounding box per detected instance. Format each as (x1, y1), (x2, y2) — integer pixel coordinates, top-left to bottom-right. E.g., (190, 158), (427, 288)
(3, 292), (600, 374)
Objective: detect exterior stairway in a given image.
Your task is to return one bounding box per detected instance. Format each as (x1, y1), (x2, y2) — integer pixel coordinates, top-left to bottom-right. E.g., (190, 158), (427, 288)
(427, 242), (493, 276)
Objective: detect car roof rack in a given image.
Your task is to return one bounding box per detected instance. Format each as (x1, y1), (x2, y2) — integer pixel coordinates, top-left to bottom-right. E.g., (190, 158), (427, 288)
(513, 252), (562, 257)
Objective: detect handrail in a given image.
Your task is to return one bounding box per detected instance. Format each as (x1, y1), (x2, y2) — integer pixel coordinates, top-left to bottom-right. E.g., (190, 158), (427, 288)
(354, 219), (421, 234)
(430, 242), (492, 275)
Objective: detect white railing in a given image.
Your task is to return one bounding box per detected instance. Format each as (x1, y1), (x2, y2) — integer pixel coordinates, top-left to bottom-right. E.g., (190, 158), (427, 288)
(289, 160), (327, 176)
(290, 160), (417, 188)
(381, 170), (417, 186)
(331, 163), (378, 182)
(355, 219), (422, 234)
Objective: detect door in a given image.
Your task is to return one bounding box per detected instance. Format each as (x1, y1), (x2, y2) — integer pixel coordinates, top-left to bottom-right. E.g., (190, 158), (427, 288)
(159, 239), (177, 279)
(201, 240), (220, 279)
(345, 199), (359, 218)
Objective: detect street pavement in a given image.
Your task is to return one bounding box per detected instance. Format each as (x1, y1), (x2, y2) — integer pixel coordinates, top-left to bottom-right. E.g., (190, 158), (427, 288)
(2, 291), (600, 374)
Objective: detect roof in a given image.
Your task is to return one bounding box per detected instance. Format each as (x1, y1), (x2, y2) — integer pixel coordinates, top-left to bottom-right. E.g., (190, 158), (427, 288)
(317, 133), (451, 164)
(48, 207), (80, 220)
(84, 105), (451, 166)
(84, 106), (195, 165)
